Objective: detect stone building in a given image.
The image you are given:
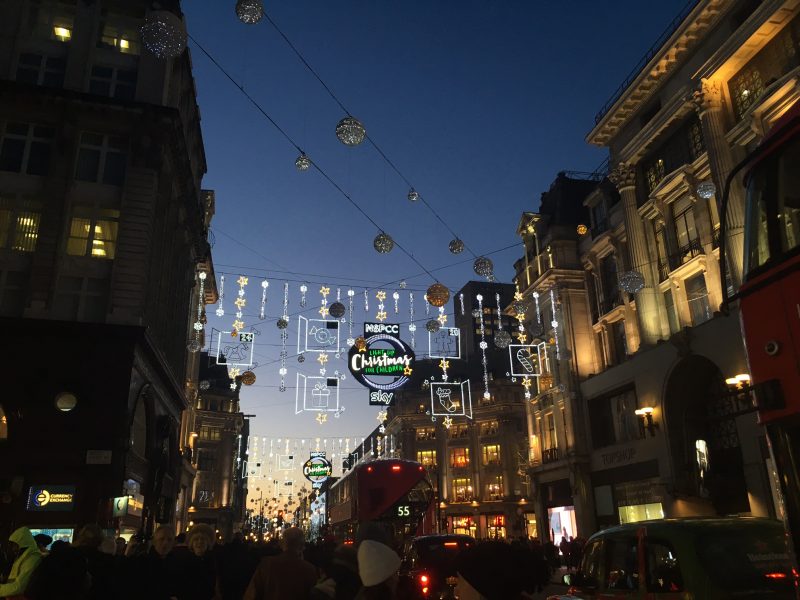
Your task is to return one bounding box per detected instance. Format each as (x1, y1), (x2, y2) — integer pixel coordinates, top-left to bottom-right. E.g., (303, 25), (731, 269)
(514, 0), (797, 539)
(0, 0), (216, 538)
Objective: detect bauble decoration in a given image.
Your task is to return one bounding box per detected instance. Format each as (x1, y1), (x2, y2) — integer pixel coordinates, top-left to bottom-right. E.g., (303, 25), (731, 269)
(329, 302), (346, 319)
(449, 238), (465, 255)
(426, 283), (450, 308)
(141, 10), (186, 59)
(473, 256), (494, 278)
(335, 116), (366, 146)
(374, 232), (394, 254)
(426, 319), (441, 333)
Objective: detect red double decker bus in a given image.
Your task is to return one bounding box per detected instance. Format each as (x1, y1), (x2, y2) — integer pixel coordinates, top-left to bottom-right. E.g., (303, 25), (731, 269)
(720, 102), (800, 567)
(327, 458), (435, 547)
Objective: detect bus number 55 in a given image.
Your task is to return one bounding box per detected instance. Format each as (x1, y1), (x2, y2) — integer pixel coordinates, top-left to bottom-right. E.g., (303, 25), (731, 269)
(397, 505), (410, 517)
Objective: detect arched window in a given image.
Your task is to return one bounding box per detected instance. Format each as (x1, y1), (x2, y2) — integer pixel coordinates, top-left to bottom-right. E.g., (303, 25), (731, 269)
(131, 398), (147, 457)
(0, 405), (7, 439)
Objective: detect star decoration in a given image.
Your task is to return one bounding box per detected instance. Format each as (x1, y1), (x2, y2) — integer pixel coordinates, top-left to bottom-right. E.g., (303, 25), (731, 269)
(375, 310), (388, 322)
(443, 416), (453, 429)
(230, 382), (237, 390)
(232, 320), (245, 331)
(318, 305), (330, 318)
(316, 413), (328, 425)
(237, 276), (249, 287)
(317, 353), (329, 365)
(403, 365), (413, 376)
(359, 345), (366, 353)
(320, 286), (330, 297)
(514, 292), (523, 301)
(229, 367), (241, 378)
(319, 368), (326, 376)
(234, 297), (246, 309)
(522, 377), (533, 389)
(378, 425), (386, 434)
(517, 333), (528, 343)
(516, 313), (525, 321)
(375, 290), (387, 302)
(438, 359), (450, 371)
(437, 313), (448, 325)
(377, 410), (388, 422)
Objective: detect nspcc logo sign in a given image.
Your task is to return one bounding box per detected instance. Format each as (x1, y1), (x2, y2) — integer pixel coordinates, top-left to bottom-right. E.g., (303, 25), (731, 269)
(26, 485), (76, 512)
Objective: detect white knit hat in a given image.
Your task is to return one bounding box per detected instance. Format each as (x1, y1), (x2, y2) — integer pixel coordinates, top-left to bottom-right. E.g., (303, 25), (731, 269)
(357, 540), (402, 587)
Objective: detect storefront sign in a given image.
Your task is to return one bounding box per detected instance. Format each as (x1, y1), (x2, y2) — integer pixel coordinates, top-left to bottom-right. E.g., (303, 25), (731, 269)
(303, 452), (332, 488)
(599, 447), (637, 467)
(349, 324), (415, 393)
(26, 485), (75, 512)
(615, 479), (663, 507)
(112, 494), (144, 517)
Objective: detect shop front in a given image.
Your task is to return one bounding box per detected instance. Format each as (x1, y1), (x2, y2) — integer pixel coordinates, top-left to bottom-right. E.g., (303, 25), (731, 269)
(591, 458), (663, 529)
(451, 514), (477, 537)
(540, 479), (576, 543)
(485, 513), (506, 539)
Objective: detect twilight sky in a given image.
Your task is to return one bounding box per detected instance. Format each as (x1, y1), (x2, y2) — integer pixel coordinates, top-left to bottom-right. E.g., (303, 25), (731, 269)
(182, 1), (688, 454)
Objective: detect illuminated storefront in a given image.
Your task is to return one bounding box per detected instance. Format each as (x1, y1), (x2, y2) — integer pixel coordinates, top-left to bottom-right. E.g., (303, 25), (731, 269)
(486, 514), (506, 539)
(523, 512), (538, 538)
(547, 505), (577, 543)
(451, 515), (477, 537)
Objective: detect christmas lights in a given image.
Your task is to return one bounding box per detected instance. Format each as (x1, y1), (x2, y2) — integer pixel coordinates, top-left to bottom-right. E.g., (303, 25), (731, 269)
(476, 294), (491, 400)
(216, 274), (225, 317)
(260, 279), (269, 320)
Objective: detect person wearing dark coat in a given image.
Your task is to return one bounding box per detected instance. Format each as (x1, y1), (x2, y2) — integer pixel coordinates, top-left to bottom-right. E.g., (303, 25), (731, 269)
(174, 524), (219, 600)
(25, 542), (91, 600)
(123, 525), (179, 600)
(72, 525), (117, 600)
(217, 533), (258, 600)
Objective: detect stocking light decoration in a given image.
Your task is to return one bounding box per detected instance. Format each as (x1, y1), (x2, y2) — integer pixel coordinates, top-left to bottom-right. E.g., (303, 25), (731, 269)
(476, 294), (491, 401)
(216, 274), (225, 317)
(141, 10), (186, 59)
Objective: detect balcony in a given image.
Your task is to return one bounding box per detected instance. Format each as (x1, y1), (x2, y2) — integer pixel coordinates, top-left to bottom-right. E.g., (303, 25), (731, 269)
(542, 447), (560, 464)
(599, 291), (624, 315)
(658, 238), (704, 281)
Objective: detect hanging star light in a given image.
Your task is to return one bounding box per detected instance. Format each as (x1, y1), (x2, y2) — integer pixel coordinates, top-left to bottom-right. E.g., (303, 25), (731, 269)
(403, 365), (413, 376)
(443, 416), (453, 429)
(141, 10), (186, 59)
(374, 232), (394, 254)
(449, 238), (465, 255)
(316, 413), (328, 425)
(233, 319), (245, 331)
(335, 116), (366, 146)
(375, 310), (388, 322)
(235, 0), (264, 23)
(376, 410), (388, 423)
(437, 312), (448, 325)
(318, 305), (330, 318)
(379, 425), (386, 434)
(317, 353), (329, 365)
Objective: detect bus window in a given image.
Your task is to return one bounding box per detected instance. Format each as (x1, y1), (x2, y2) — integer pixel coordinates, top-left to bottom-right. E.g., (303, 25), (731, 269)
(745, 165), (771, 275)
(777, 138), (800, 254)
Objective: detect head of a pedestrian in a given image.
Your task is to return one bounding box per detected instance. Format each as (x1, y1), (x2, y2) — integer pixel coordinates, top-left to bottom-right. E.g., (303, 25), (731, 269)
(33, 533), (52, 553)
(281, 527), (305, 557)
(152, 526), (175, 557)
(8, 527), (36, 559)
(357, 539), (401, 599)
(74, 524), (104, 550)
(455, 542), (527, 600)
(188, 524), (214, 557)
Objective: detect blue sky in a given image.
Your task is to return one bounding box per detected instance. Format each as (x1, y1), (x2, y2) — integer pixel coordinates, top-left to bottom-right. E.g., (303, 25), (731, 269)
(183, 1), (689, 446)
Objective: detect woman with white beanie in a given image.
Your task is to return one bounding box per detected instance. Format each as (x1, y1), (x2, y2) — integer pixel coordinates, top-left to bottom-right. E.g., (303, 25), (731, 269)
(355, 539), (402, 600)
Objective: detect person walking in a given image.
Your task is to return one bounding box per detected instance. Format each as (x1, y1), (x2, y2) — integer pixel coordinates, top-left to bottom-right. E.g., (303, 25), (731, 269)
(124, 525), (179, 600)
(25, 540), (90, 600)
(354, 540), (401, 600)
(0, 527), (42, 599)
(244, 527), (318, 600)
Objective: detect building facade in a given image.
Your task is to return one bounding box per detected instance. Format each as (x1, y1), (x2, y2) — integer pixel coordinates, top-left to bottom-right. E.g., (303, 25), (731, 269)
(0, 0), (216, 539)
(513, 0), (799, 540)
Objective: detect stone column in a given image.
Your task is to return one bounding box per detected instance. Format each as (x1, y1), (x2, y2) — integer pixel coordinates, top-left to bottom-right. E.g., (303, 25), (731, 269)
(693, 79), (744, 288)
(609, 164), (663, 347)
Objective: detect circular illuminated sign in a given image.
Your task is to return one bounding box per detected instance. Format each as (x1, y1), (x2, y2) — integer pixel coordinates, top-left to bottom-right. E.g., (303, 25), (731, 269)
(35, 489), (51, 507)
(303, 455), (333, 484)
(348, 332), (415, 392)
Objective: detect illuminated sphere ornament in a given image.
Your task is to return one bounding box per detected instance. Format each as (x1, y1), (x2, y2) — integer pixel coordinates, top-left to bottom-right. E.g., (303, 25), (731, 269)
(231, 330), (238, 338)
(696, 181), (716, 200)
(187, 339), (201, 353)
(235, 0), (264, 24)
(141, 10), (186, 59)
(494, 330), (512, 349)
(335, 116), (366, 146)
(577, 224), (589, 236)
(408, 189), (420, 202)
(374, 232), (394, 254)
(473, 256), (494, 278)
(295, 153), (311, 171)
(426, 319), (441, 333)
(449, 238), (465, 255)
(199, 380), (210, 391)
(426, 283), (450, 308)
(354, 336), (367, 351)
(215, 307), (224, 317)
(329, 302), (346, 319)
(512, 300), (527, 315)
(298, 354), (306, 363)
(241, 371), (257, 386)
(277, 318), (289, 330)
(619, 270), (646, 294)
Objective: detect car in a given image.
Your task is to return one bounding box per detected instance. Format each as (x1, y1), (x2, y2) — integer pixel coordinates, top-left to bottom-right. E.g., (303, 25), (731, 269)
(547, 517), (797, 599)
(398, 534), (475, 599)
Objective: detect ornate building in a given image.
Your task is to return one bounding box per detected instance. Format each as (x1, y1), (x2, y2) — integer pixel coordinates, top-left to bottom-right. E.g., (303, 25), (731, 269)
(513, 0), (797, 539)
(0, 0), (216, 538)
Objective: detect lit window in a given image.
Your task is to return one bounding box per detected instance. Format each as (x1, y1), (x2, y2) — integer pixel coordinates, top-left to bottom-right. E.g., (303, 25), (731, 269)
(416, 450), (436, 467)
(0, 405), (7, 439)
(485, 475), (504, 500)
(481, 444), (501, 466)
(53, 26), (71, 41)
(66, 210), (119, 259)
(450, 447), (469, 468)
(451, 478), (473, 503)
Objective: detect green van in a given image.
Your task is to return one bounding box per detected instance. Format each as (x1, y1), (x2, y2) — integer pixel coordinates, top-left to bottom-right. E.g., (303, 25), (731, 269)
(548, 517), (796, 599)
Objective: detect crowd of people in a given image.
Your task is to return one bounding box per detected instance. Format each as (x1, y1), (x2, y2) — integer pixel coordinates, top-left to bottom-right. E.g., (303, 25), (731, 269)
(0, 523), (567, 600)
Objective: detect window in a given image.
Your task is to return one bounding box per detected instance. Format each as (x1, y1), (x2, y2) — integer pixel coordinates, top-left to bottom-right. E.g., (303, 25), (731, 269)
(75, 133), (128, 185)
(606, 537), (639, 591)
(196, 451), (215, 472)
(599, 253), (619, 314)
(645, 540), (684, 592)
(589, 387), (639, 449)
(98, 8), (144, 55)
(199, 425), (221, 441)
(0, 123), (54, 175)
(89, 66), (137, 100)
(663, 289), (680, 335)
(0, 271), (27, 317)
(450, 424), (469, 439)
(641, 116), (706, 193)
(16, 53), (66, 87)
(579, 539), (603, 588)
(485, 475), (504, 500)
(416, 427), (435, 441)
(479, 420), (499, 437)
(52, 276), (109, 321)
(0, 197), (40, 253)
(610, 319), (627, 364)
(66, 209), (119, 259)
(451, 478), (472, 502)
(653, 223), (669, 280)
(30, 1), (75, 42)
(685, 273), (711, 326)
(416, 450), (436, 467)
(450, 447), (470, 468)
(673, 205), (701, 263)
(544, 413), (557, 450)
(0, 405), (7, 440)
(482, 444), (501, 466)
(618, 503), (664, 524)
(131, 399), (147, 457)
(778, 137), (800, 256)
